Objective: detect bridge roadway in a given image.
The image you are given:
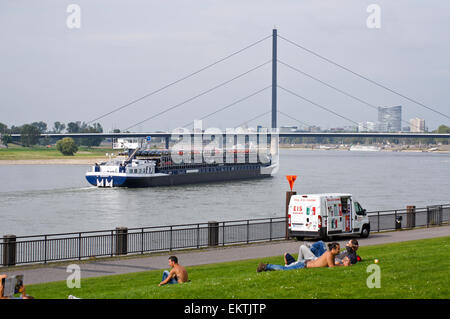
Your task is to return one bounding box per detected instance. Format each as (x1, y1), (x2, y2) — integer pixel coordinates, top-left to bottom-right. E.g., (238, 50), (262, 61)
(7, 131), (450, 139)
(1, 225), (448, 285)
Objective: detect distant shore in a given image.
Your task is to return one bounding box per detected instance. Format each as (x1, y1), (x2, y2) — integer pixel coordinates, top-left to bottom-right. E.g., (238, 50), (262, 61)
(0, 157), (106, 165)
(0, 144), (448, 165)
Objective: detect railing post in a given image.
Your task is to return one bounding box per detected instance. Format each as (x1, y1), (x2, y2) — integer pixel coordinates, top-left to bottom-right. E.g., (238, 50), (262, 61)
(222, 222), (225, 246)
(246, 220), (250, 244)
(44, 235), (47, 264)
(208, 221), (219, 247)
(78, 233), (82, 260)
(197, 224), (200, 249)
(269, 218), (273, 241)
(115, 227), (128, 256)
(406, 205), (416, 229)
(377, 212), (380, 232)
(110, 230), (114, 257)
(2, 235), (16, 267)
(169, 226), (173, 251)
(141, 228), (144, 255)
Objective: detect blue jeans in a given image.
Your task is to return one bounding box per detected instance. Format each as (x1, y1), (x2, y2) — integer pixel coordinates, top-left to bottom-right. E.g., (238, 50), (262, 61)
(266, 261), (306, 271)
(162, 270), (178, 284)
(310, 241), (326, 258)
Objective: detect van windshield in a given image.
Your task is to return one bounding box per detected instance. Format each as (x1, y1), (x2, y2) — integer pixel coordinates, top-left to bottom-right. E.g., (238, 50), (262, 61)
(355, 202), (365, 215)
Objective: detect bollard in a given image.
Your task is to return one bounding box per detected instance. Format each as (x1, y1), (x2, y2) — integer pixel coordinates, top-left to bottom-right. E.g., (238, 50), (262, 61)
(208, 221), (219, 247)
(2, 235), (17, 266)
(406, 205), (416, 228)
(115, 227), (128, 256)
(286, 191), (297, 239)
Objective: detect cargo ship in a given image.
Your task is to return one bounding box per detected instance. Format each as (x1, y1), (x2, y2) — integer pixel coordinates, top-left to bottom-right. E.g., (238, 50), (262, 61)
(85, 138), (278, 187)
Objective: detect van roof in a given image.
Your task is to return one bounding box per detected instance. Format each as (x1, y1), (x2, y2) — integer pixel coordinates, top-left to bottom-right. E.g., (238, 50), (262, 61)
(293, 193), (352, 198)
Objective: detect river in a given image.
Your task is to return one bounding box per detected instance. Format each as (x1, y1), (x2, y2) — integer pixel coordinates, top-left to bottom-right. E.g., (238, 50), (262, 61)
(0, 149), (449, 236)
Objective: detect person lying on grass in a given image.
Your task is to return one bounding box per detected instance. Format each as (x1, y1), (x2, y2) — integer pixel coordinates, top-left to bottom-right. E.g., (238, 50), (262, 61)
(283, 240), (327, 266)
(257, 242), (350, 272)
(284, 239), (361, 267)
(335, 239), (360, 265)
(158, 256), (189, 286)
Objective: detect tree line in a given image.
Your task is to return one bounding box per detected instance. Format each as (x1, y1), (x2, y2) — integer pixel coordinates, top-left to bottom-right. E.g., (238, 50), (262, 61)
(0, 121), (105, 148)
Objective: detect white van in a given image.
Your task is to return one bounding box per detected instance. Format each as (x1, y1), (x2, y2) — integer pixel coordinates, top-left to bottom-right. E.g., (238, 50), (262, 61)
(288, 193), (370, 240)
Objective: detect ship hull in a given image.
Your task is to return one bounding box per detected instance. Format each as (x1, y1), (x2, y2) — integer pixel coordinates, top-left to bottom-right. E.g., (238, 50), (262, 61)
(86, 165), (274, 188)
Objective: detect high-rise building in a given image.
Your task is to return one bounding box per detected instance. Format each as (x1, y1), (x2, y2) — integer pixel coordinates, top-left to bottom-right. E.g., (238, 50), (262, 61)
(378, 105), (402, 132)
(358, 121), (377, 132)
(410, 118), (425, 132)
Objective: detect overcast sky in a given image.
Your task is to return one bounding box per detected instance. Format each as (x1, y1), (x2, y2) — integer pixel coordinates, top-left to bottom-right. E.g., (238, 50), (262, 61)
(0, 0), (449, 132)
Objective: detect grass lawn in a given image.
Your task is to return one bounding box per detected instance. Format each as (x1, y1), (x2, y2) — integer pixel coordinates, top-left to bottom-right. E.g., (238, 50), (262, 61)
(26, 237), (450, 299)
(0, 144), (114, 160)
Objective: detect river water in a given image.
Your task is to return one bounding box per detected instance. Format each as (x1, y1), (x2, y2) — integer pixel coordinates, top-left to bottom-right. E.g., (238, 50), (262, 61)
(0, 149), (449, 236)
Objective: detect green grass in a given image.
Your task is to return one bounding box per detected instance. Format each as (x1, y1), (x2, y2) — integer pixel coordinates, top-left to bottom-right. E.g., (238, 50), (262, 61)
(26, 237), (450, 299)
(0, 144), (114, 160)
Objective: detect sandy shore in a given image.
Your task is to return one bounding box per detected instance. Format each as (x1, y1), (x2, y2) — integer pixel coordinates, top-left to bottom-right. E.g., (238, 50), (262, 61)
(0, 158), (106, 165)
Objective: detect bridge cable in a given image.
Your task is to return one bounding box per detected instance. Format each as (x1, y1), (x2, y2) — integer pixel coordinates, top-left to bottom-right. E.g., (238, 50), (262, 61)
(278, 85), (360, 126)
(277, 110), (311, 128)
(278, 34), (450, 120)
(124, 60), (272, 131)
(182, 85), (272, 128)
(278, 60), (422, 131)
(86, 34), (272, 125)
(235, 110), (271, 128)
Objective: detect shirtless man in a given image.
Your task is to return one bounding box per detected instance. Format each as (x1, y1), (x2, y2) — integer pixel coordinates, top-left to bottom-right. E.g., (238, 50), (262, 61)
(257, 242), (350, 272)
(158, 256), (188, 286)
(306, 243), (350, 268)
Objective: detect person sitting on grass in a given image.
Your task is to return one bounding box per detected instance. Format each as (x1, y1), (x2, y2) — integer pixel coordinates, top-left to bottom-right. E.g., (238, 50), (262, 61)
(257, 242), (350, 272)
(158, 256), (189, 286)
(0, 274), (34, 299)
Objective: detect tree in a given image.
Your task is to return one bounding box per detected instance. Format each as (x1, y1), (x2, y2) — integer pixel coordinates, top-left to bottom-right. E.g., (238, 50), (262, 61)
(31, 121), (48, 133)
(53, 121), (66, 133)
(20, 124), (40, 147)
(80, 122), (104, 147)
(0, 122), (7, 134)
(1, 134), (12, 148)
(67, 121), (81, 133)
(56, 137), (78, 156)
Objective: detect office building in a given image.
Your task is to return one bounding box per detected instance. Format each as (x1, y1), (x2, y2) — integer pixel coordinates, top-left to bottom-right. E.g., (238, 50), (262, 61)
(410, 118), (425, 132)
(378, 105), (402, 132)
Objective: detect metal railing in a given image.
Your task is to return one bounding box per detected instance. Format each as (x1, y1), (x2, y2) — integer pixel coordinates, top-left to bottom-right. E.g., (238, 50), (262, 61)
(367, 204), (449, 232)
(0, 217), (287, 267)
(1, 204), (449, 267)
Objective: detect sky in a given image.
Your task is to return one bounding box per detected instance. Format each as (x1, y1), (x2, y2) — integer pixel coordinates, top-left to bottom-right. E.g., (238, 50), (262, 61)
(0, 0), (449, 132)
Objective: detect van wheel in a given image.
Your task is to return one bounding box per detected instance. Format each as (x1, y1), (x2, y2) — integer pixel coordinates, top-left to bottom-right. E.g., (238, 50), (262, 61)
(360, 225), (370, 238)
(295, 236), (304, 241)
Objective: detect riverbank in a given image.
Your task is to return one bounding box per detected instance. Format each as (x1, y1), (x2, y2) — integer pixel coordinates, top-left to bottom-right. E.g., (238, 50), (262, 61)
(279, 144), (450, 153)
(1, 144), (449, 165)
(0, 158), (106, 165)
(0, 145), (114, 164)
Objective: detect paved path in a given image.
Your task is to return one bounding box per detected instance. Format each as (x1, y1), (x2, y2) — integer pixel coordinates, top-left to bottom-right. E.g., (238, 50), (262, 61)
(2, 225), (449, 285)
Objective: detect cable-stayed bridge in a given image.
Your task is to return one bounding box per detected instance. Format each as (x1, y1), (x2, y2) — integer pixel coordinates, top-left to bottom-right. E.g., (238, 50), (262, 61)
(8, 29), (450, 141)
